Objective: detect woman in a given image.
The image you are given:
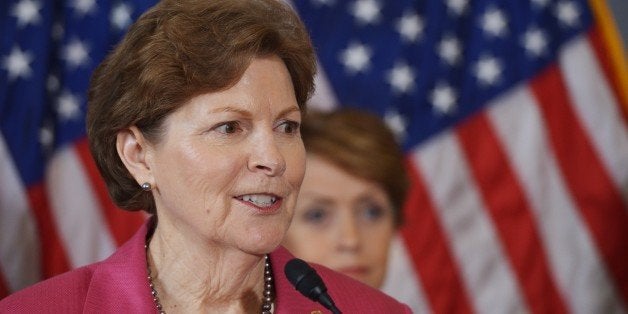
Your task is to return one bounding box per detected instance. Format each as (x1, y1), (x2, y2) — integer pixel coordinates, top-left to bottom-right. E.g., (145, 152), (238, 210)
(283, 109), (409, 290)
(0, 0), (411, 313)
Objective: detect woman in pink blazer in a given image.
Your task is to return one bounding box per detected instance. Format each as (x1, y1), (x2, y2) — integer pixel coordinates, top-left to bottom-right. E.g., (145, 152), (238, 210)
(1, 0), (411, 313)
(1, 220), (411, 313)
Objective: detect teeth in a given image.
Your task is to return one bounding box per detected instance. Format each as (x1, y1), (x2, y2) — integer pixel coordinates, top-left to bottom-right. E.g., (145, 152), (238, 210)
(241, 195), (277, 207)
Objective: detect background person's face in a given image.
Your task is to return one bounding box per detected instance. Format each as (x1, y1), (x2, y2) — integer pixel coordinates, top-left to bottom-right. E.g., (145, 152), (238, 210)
(147, 56), (306, 255)
(283, 154), (396, 288)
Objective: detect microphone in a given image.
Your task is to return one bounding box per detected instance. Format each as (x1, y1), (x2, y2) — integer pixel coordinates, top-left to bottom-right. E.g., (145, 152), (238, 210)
(284, 258), (342, 314)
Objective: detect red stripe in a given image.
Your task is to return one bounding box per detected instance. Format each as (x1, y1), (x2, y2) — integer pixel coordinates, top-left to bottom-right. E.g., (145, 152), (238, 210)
(74, 138), (145, 246)
(530, 65), (628, 305)
(587, 27), (628, 124)
(456, 113), (568, 314)
(26, 184), (70, 278)
(401, 159), (474, 314)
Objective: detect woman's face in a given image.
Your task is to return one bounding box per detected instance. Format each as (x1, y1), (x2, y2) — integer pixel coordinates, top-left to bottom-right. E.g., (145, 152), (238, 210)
(283, 154), (396, 288)
(146, 56), (305, 255)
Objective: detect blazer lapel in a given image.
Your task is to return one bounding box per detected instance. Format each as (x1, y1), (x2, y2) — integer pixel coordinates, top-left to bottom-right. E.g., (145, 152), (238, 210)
(83, 223), (155, 313)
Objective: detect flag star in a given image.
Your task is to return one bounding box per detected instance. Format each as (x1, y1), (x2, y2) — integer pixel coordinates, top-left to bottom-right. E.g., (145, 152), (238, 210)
(384, 109), (407, 141)
(430, 83), (457, 115)
(474, 55), (503, 86)
(481, 7), (508, 37)
(387, 62), (415, 94)
(339, 42), (372, 74)
(555, 1), (580, 27)
(11, 0), (42, 28)
(111, 3), (133, 31)
(2, 46), (34, 81)
(39, 124), (54, 149)
(396, 12), (423, 43)
(70, 0), (97, 17)
(47, 74), (60, 92)
(349, 0), (381, 25)
(56, 91), (82, 121)
(438, 35), (462, 66)
(51, 21), (65, 41)
(522, 27), (548, 57)
(62, 39), (90, 69)
(446, 0), (468, 16)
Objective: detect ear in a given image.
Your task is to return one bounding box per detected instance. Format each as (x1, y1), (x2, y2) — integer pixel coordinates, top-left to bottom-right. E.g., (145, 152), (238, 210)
(116, 126), (154, 186)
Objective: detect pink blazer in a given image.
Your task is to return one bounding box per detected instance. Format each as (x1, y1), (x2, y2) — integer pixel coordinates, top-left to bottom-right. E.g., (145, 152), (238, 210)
(0, 222), (412, 313)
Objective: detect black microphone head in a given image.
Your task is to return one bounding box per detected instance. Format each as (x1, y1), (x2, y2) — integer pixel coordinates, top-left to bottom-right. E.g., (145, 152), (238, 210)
(284, 258), (328, 301)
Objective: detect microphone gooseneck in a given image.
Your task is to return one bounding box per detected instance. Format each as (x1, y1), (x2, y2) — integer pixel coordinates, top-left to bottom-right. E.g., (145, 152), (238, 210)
(284, 258), (342, 314)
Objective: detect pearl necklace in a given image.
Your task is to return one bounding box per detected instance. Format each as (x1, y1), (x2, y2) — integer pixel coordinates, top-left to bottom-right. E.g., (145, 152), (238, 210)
(144, 244), (275, 314)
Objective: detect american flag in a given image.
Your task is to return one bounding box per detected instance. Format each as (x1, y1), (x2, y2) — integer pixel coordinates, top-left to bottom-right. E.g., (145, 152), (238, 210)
(0, 0), (152, 298)
(1, 0), (627, 313)
(293, 0), (628, 312)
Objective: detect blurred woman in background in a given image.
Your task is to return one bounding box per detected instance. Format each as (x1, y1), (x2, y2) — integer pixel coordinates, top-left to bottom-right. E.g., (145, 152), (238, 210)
(283, 108), (409, 289)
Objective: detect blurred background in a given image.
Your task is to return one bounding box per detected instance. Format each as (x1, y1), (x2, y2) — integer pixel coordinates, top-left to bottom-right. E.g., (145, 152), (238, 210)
(609, 0), (627, 47)
(1, 0), (626, 313)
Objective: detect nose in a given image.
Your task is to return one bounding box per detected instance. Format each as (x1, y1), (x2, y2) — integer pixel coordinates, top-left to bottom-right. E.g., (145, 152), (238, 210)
(247, 131), (286, 176)
(336, 213), (360, 252)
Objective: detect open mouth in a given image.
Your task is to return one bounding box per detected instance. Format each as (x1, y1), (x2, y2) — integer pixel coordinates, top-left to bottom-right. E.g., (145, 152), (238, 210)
(237, 194), (279, 208)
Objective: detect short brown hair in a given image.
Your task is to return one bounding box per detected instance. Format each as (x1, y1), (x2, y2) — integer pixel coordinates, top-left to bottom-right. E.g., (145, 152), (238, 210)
(301, 108), (409, 226)
(86, 0), (316, 213)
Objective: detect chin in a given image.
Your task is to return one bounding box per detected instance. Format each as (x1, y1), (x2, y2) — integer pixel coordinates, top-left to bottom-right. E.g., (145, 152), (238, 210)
(243, 229), (286, 254)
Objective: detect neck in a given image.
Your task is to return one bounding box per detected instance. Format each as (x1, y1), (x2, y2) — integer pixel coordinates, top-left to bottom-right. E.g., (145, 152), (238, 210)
(145, 222), (272, 313)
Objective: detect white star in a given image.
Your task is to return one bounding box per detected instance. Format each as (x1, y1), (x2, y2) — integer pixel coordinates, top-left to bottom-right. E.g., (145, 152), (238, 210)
(39, 124), (54, 149)
(51, 22), (65, 41)
(339, 42), (372, 74)
(430, 83), (457, 115)
(387, 62), (415, 94)
(555, 1), (580, 28)
(481, 7), (508, 37)
(2, 46), (33, 81)
(522, 27), (548, 57)
(47, 74), (60, 92)
(56, 91), (82, 121)
(311, 0), (335, 6)
(438, 35), (462, 66)
(62, 39), (90, 69)
(350, 0), (381, 25)
(396, 12), (423, 43)
(111, 3), (133, 31)
(11, 0), (42, 28)
(446, 0), (468, 16)
(70, 0), (97, 17)
(384, 110), (407, 141)
(474, 55), (503, 87)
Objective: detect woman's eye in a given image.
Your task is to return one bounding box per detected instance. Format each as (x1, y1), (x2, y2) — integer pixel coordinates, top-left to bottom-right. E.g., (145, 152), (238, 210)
(277, 120), (300, 134)
(361, 204), (386, 221)
(302, 207), (328, 224)
(214, 121), (240, 134)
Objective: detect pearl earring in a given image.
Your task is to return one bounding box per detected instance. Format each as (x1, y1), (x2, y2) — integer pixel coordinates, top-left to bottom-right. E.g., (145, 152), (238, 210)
(140, 182), (152, 191)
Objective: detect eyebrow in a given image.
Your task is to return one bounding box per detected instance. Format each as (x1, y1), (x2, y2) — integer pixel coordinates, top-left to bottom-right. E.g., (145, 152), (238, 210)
(207, 105), (301, 118)
(302, 189), (386, 203)
(300, 192), (335, 204)
(277, 106), (302, 118)
(207, 106), (250, 115)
